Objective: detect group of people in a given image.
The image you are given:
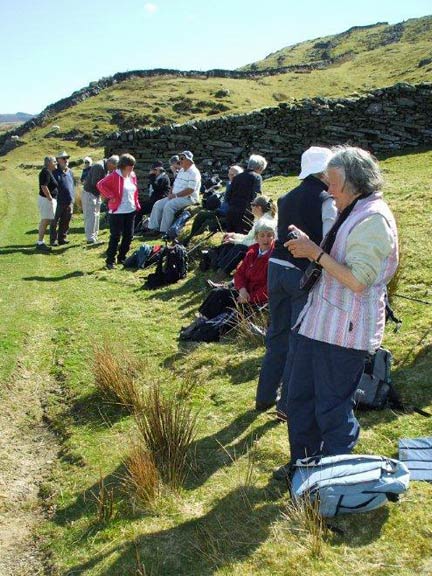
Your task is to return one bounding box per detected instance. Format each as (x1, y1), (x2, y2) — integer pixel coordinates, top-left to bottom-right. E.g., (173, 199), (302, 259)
(36, 143), (398, 479)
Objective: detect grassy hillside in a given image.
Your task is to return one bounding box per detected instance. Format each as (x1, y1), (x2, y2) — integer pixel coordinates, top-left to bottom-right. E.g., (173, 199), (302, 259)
(242, 16), (432, 70)
(0, 141), (431, 574)
(4, 15), (432, 158)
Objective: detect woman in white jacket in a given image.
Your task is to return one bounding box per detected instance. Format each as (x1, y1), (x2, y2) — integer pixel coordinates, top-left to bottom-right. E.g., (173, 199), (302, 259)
(211, 195), (277, 277)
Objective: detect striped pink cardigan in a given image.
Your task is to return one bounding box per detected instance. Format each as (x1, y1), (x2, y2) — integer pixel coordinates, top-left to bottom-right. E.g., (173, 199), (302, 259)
(296, 193), (398, 353)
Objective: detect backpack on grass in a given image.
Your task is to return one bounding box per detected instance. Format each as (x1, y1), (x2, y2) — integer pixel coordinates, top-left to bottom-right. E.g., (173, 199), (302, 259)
(398, 437), (432, 481)
(291, 454), (410, 518)
(179, 309), (236, 342)
(354, 347), (398, 410)
(144, 244), (188, 289)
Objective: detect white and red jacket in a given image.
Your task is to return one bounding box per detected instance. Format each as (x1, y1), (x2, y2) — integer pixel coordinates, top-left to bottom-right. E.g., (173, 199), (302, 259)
(96, 170), (141, 213)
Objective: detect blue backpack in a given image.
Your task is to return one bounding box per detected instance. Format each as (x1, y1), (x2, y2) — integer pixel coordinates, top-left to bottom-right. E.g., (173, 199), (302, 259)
(399, 437), (432, 481)
(291, 454), (410, 517)
(166, 210), (192, 241)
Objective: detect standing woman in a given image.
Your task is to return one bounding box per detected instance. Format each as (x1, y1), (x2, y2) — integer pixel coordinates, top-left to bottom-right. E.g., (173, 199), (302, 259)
(274, 146), (398, 479)
(97, 153), (141, 269)
(36, 156), (58, 251)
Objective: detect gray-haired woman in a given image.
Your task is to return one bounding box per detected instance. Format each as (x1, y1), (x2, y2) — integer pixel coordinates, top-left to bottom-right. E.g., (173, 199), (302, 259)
(274, 146), (398, 480)
(181, 222), (275, 340)
(36, 156), (58, 251)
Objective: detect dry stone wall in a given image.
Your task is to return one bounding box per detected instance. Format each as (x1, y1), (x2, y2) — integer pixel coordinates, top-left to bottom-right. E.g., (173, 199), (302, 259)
(104, 82), (432, 184)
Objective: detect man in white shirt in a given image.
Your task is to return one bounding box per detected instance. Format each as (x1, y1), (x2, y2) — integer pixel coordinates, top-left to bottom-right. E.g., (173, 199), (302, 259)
(146, 150), (201, 236)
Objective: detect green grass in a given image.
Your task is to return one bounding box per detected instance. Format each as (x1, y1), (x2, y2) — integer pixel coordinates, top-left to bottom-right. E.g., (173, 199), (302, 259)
(242, 15), (432, 70)
(1, 142), (431, 574)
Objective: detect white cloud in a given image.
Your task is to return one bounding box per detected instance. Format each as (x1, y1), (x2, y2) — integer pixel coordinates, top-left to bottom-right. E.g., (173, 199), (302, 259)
(144, 3), (158, 14)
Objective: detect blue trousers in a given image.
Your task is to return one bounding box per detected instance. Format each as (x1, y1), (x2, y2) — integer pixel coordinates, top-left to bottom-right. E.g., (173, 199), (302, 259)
(256, 262), (307, 408)
(285, 335), (367, 462)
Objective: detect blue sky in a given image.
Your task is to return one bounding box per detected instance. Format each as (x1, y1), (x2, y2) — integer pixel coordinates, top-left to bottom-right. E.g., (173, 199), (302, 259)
(1, 0), (430, 114)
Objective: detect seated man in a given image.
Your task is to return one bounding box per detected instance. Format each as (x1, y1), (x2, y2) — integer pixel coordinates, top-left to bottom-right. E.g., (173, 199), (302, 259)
(146, 150), (201, 236)
(180, 222), (275, 342)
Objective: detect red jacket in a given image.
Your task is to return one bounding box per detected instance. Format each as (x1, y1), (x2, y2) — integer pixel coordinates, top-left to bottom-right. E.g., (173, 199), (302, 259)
(96, 170), (141, 213)
(234, 242), (273, 305)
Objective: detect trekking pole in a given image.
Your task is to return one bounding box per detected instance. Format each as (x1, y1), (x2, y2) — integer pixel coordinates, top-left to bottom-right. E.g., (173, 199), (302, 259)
(186, 231), (216, 256)
(393, 293), (432, 306)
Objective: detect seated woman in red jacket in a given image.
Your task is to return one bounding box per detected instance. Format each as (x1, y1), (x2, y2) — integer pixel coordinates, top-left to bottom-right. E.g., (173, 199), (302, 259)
(180, 222), (275, 340)
(96, 153), (141, 269)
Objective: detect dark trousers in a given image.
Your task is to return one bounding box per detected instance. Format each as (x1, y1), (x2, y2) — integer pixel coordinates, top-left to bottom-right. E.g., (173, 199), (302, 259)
(106, 211), (136, 265)
(199, 287), (238, 319)
(215, 243), (248, 274)
(256, 262), (307, 409)
(50, 202), (73, 243)
(285, 335), (367, 461)
(226, 208), (253, 234)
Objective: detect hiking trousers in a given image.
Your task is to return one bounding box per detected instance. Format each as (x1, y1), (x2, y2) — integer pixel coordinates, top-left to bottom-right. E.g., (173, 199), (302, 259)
(256, 261), (306, 408)
(285, 335), (367, 462)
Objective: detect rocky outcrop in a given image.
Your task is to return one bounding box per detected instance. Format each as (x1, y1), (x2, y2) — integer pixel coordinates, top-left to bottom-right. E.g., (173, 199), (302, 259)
(104, 83), (432, 182)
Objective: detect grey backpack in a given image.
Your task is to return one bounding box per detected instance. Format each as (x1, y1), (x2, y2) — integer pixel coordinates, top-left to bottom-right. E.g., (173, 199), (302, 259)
(291, 454), (410, 517)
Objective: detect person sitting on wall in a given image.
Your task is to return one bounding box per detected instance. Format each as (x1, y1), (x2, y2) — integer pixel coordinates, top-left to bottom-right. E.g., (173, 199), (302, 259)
(180, 222), (275, 342)
(139, 160), (171, 216)
(80, 157), (92, 184)
(145, 150), (201, 237)
(168, 154), (181, 186)
(224, 154), (267, 234)
(182, 164), (244, 245)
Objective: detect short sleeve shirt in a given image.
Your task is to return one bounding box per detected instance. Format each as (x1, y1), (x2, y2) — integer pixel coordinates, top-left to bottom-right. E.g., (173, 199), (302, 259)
(172, 165), (201, 203)
(38, 167), (58, 198)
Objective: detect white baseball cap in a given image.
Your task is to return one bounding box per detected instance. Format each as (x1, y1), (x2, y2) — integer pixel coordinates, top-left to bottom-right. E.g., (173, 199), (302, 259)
(298, 146), (333, 179)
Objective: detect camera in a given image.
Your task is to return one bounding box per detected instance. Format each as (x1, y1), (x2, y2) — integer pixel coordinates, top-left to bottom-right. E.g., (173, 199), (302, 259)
(286, 231), (299, 241)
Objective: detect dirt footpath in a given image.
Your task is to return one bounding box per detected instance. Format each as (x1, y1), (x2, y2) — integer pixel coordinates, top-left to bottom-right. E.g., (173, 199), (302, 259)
(0, 350), (58, 576)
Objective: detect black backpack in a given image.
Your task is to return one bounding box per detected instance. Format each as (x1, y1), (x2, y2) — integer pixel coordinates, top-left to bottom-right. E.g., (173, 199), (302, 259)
(179, 310), (236, 342)
(144, 244), (188, 289)
(354, 347), (397, 410)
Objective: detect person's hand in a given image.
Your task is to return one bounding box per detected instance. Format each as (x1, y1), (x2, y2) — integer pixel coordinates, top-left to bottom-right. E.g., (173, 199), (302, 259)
(167, 192), (175, 200)
(223, 233), (235, 244)
(286, 236), (321, 260)
(237, 288), (250, 303)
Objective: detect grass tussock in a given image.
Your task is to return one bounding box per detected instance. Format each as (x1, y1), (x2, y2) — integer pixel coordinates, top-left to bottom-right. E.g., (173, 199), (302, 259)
(281, 493), (329, 558)
(230, 302), (268, 347)
(123, 442), (159, 510)
(93, 341), (144, 412)
(134, 384), (197, 488)
(90, 471), (114, 524)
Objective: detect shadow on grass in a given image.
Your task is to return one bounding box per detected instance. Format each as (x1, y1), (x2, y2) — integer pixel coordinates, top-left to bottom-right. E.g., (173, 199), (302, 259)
(68, 389), (129, 428)
(65, 479), (284, 576)
(53, 462), (129, 528)
(186, 410), (279, 490)
(22, 270), (89, 281)
(66, 479), (390, 575)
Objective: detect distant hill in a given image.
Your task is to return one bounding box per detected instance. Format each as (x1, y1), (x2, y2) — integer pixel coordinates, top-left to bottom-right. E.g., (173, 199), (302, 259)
(0, 112), (35, 123)
(241, 16), (432, 70)
(1, 14), (431, 155)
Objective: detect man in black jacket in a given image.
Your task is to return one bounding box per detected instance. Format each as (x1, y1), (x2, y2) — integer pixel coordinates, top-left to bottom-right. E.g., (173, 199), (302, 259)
(225, 154), (266, 233)
(255, 147), (337, 418)
(140, 161), (171, 216)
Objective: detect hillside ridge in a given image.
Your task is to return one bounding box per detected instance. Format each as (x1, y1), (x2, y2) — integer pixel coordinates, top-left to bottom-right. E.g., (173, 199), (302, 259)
(1, 14), (431, 152)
